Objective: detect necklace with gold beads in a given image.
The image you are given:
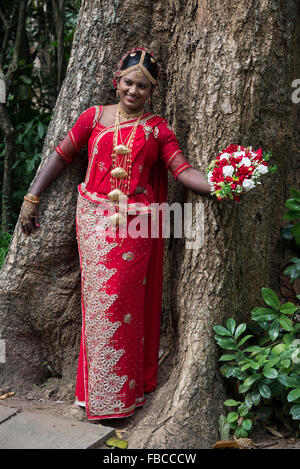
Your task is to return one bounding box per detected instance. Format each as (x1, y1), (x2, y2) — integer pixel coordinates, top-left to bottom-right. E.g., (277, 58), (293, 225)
(107, 103), (143, 227)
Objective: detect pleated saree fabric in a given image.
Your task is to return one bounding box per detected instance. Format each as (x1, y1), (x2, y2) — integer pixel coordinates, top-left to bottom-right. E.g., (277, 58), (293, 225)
(55, 105), (192, 419)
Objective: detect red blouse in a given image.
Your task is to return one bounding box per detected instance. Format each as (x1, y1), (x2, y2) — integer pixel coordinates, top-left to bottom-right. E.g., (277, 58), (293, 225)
(55, 106), (193, 213)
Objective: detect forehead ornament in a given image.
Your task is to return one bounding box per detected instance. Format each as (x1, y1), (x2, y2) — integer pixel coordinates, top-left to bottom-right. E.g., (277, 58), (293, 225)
(118, 50), (157, 86)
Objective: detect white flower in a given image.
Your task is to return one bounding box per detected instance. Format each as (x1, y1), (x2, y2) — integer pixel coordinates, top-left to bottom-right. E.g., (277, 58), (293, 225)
(240, 157), (252, 167)
(242, 179), (256, 192)
(207, 170), (213, 181)
(223, 165), (235, 177)
(255, 164), (268, 175)
(233, 151), (245, 157)
(219, 152), (231, 160)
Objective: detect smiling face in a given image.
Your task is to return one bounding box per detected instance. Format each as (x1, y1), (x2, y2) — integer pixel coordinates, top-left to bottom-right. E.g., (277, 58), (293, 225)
(117, 69), (152, 114)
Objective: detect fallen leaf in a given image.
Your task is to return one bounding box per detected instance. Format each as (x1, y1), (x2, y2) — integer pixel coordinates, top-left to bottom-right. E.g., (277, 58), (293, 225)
(105, 437), (128, 449)
(212, 438), (256, 449)
(265, 426), (283, 438)
(0, 392), (15, 400)
(233, 437), (257, 449)
(212, 440), (241, 449)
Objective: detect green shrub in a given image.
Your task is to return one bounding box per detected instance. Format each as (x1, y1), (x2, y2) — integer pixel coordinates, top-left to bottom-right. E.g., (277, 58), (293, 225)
(214, 287), (300, 438)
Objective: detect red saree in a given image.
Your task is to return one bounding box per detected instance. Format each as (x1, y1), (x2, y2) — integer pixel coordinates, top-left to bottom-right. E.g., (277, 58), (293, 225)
(55, 105), (192, 419)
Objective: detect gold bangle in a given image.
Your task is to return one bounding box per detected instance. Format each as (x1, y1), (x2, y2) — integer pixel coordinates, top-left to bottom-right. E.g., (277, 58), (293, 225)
(26, 193), (40, 202)
(24, 196), (39, 204)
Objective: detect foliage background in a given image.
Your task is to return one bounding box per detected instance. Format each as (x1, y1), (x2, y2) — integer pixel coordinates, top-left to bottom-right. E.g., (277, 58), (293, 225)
(0, 0), (80, 242)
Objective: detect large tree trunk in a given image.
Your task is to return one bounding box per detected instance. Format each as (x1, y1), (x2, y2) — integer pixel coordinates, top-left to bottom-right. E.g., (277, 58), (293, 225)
(0, 0), (299, 449)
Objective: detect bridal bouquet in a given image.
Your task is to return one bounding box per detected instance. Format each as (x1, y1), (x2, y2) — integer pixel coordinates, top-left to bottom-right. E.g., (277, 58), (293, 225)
(207, 144), (276, 202)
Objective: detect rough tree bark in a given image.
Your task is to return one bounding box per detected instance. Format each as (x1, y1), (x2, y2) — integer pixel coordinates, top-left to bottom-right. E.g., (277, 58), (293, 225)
(0, 0), (299, 449)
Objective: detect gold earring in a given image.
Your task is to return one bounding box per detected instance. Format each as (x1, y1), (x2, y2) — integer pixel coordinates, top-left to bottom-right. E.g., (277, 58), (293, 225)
(116, 89), (120, 98)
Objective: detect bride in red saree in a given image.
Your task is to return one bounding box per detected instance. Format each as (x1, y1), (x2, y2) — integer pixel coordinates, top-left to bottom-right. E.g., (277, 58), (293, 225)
(19, 47), (211, 420)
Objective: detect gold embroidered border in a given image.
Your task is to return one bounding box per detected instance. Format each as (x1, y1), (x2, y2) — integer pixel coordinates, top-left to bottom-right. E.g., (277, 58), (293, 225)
(92, 105), (102, 128)
(166, 149), (182, 168)
(77, 195), (126, 416)
(68, 130), (80, 152)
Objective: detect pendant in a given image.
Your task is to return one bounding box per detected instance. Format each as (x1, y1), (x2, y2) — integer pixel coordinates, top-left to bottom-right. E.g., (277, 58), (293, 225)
(110, 167), (128, 179)
(114, 144), (130, 154)
(107, 188), (126, 201)
(108, 212), (126, 226)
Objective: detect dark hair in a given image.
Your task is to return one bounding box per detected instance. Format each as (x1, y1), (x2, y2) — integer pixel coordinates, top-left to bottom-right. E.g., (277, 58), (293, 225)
(121, 50), (159, 81)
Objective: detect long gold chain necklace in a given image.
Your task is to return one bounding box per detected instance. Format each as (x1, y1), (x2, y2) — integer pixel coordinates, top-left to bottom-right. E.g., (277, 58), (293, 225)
(107, 104), (143, 233)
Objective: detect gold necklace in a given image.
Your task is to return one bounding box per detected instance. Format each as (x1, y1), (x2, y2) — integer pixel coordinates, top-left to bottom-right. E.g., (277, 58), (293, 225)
(118, 103), (145, 120)
(108, 108), (142, 201)
(107, 106), (142, 232)
(113, 104), (140, 155)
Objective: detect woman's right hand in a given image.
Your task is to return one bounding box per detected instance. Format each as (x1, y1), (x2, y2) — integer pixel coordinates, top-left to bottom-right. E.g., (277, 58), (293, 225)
(20, 202), (40, 236)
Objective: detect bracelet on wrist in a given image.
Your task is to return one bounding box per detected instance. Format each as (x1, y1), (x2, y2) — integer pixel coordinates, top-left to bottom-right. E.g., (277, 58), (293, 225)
(24, 193), (40, 204)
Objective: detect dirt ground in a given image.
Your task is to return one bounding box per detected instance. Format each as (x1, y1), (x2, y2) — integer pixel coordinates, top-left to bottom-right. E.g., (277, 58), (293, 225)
(1, 384), (300, 450)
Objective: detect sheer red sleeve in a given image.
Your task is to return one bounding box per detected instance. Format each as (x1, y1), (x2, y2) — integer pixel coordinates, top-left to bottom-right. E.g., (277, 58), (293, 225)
(157, 120), (193, 180)
(55, 106), (98, 163)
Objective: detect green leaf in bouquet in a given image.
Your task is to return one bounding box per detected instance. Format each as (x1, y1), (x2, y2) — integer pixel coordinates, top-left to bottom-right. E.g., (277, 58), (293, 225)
(268, 164), (277, 174)
(261, 288), (280, 310)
